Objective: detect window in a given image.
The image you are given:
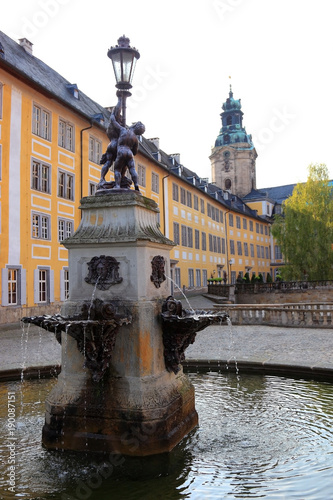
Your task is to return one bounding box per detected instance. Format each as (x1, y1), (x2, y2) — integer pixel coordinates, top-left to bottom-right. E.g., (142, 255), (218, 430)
(89, 182), (97, 196)
(175, 268), (181, 289)
(58, 170), (74, 200)
(180, 187), (186, 205)
(202, 269), (207, 287)
(200, 199), (205, 214)
(250, 243), (254, 257)
(188, 269), (194, 287)
(230, 240), (235, 255)
(196, 269), (201, 287)
(172, 183), (179, 202)
(229, 214), (234, 227)
(32, 104), (51, 140)
(217, 237), (221, 254)
(207, 204), (212, 218)
(260, 224), (263, 234)
(213, 236), (217, 253)
(151, 172), (159, 193)
(32, 213), (50, 239)
(256, 245), (261, 258)
(249, 220), (254, 231)
(187, 227), (193, 248)
(38, 269), (49, 303)
(265, 226), (268, 235)
(186, 191), (192, 208)
(31, 159), (51, 193)
(60, 267), (70, 301)
(181, 225), (187, 246)
(58, 218), (74, 242)
(8, 268), (19, 305)
(265, 247), (269, 259)
(195, 229), (200, 250)
(221, 238), (226, 254)
(237, 241), (242, 255)
(138, 164), (146, 187)
(194, 195), (199, 211)
(256, 223), (259, 233)
(236, 216), (241, 229)
(261, 246), (265, 258)
(173, 222), (180, 245)
(243, 218), (247, 230)
(275, 245), (282, 260)
(201, 232), (207, 251)
(244, 242), (249, 256)
(59, 119), (74, 151)
(209, 234), (213, 252)
(89, 136), (102, 164)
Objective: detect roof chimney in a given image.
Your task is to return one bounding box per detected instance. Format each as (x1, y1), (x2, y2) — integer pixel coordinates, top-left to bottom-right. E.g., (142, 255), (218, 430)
(148, 137), (160, 149)
(19, 38), (33, 55)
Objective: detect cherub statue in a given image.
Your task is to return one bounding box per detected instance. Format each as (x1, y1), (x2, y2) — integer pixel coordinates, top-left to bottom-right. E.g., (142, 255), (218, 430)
(98, 92), (145, 192)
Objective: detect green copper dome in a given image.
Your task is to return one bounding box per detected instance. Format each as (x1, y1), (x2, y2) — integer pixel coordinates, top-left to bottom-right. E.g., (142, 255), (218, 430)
(215, 86), (253, 148)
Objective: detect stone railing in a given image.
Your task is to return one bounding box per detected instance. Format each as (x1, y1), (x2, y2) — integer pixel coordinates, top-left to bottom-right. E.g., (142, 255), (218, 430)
(235, 280), (333, 294)
(207, 280), (333, 296)
(214, 303), (333, 328)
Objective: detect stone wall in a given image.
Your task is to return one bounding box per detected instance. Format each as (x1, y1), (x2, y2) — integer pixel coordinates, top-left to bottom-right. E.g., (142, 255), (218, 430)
(217, 303), (333, 328)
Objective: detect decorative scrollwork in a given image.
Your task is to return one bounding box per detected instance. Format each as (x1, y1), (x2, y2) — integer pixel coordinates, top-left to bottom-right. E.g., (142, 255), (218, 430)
(85, 255), (123, 290)
(150, 255), (166, 288)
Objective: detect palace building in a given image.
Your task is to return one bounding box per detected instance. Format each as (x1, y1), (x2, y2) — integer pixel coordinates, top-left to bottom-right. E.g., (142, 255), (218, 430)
(1, 32), (282, 323)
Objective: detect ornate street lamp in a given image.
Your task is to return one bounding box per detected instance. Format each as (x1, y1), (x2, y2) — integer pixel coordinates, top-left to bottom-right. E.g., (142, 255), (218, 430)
(107, 35), (140, 126)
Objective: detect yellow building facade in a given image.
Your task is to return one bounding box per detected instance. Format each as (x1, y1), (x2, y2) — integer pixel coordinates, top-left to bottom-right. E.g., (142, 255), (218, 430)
(0, 32), (272, 323)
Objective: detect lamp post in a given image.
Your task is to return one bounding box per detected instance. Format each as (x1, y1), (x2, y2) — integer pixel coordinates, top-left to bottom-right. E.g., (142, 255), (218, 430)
(107, 35), (140, 127)
(228, 259), (233, 284)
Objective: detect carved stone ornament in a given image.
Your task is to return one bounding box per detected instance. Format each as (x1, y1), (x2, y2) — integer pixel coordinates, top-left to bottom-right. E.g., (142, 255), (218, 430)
(150, 255), (166, 288)
(85, 255), (122, 290)
(161, 296), (229, 374)
(22, 299), (132, 382)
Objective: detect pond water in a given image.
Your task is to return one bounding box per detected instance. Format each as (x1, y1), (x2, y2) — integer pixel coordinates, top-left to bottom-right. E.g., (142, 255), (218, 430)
(1, 372), (333, 499)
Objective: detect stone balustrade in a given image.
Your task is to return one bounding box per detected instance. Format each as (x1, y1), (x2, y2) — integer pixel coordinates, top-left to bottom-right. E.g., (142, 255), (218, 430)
(213, 303), (333, 328)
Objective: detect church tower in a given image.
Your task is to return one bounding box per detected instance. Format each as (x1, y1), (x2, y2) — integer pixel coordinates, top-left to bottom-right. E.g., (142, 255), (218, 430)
(210, 86), (257, 198)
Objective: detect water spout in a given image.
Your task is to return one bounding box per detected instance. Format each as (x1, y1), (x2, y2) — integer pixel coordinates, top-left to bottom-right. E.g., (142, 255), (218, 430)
(161, 296), (229, 374)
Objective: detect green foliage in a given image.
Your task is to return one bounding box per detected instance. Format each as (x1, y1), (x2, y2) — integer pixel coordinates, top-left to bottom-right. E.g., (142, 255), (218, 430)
(244, 272), (250, 283)
(251, 273), (256, 283)
(266, 273), (272, 283)
(272, 164), (333, 280)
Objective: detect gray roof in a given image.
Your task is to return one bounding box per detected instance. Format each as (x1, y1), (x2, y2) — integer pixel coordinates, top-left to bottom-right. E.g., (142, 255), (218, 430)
(0, 31), (110, 125)
(243, 184), (296, 205)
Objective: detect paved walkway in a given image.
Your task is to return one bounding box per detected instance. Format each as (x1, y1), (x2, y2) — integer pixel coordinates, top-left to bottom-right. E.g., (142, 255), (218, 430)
(0, 295), (332, 380)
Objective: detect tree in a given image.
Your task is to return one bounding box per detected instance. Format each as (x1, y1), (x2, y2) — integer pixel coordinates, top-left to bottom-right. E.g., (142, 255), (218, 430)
(272, 164), (333, 280)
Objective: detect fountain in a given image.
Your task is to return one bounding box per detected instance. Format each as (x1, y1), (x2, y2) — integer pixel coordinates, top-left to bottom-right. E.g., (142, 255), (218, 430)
(21, 36), (228, 456)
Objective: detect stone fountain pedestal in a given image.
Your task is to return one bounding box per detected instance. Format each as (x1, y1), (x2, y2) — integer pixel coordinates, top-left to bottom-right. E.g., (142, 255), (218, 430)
(42, 192), (198, 456)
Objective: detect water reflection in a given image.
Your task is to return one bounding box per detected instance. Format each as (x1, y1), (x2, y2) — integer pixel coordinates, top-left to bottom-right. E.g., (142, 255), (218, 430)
(1, 373), (333, 499)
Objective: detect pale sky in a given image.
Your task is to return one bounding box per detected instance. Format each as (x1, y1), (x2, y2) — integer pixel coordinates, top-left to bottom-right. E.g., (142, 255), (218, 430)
(2, 0), (333, 188)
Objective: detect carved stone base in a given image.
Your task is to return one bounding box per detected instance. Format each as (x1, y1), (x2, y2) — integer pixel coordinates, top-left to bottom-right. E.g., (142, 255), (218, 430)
(42, 370), (198, 455)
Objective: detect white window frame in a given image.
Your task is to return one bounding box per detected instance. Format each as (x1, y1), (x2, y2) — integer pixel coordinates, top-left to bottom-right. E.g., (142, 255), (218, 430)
(32, 212), (51, 240)
(32, 103), (51, 141)
(151, 172), (159, 193)
(58, 218), (74, 242)
(137, 164), (146, 187)
(58, 170), (74, 200)
(58, 118), (75, 151)
(31, 158), (51, 193)
(1, 266), (26, 306)
(89, 135), (102, 164)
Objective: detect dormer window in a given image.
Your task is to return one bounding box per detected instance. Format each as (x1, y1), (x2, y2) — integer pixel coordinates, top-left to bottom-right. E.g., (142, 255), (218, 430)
(227, 115), (232, 126)
(66, 84), (79, 99)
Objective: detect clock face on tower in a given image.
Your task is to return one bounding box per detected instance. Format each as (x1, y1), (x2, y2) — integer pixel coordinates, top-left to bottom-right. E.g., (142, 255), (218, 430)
(223, 150), (231, 159)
